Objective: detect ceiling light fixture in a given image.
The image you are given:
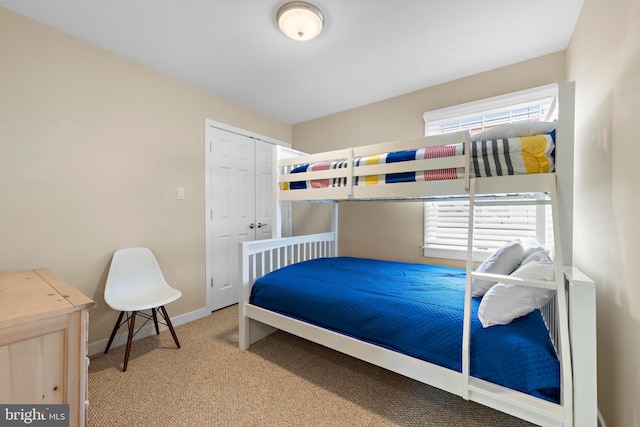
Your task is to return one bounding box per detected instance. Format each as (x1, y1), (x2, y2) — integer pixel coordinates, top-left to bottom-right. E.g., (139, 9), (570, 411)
(277, 1), (324, 41)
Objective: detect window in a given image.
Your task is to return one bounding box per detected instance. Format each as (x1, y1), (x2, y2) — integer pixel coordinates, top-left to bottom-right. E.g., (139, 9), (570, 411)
(423, 84), (558, 137)
(423, 84), (557, 261)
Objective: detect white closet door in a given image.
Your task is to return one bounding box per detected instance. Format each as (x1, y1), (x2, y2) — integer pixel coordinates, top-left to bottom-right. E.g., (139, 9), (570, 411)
(253, 139), (275, 241)
(210, 128), (257, 311)
(209, 128), (276, 311)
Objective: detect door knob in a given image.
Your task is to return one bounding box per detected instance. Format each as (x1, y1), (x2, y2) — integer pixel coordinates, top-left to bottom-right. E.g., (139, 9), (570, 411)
(249, 223), (255, 229)
(257, 223), (267, 229)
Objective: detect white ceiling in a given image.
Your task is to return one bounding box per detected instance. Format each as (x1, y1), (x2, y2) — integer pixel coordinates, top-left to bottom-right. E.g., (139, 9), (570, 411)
(1, 0), (584, 125)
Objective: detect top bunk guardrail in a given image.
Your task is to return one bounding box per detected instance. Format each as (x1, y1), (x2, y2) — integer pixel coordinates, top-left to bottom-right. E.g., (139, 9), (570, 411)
(277, 130), (472, 201)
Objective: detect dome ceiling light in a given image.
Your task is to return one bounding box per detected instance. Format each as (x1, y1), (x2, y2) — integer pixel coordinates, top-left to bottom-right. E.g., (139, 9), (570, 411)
(277, 1), (325, 41)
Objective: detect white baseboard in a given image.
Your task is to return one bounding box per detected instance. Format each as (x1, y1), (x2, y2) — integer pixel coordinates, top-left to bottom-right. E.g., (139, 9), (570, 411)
(88, 307), (211, 357)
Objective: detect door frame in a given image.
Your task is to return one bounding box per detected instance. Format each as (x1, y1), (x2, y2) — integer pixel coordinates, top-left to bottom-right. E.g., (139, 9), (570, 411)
(204, 119), (291, 312)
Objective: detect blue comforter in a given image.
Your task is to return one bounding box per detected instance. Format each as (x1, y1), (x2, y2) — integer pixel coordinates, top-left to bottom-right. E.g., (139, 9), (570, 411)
(250, 257), (560, 402)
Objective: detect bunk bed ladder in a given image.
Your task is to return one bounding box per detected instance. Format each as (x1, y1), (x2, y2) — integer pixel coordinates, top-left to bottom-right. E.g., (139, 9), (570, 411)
(463, 174), (574, 425)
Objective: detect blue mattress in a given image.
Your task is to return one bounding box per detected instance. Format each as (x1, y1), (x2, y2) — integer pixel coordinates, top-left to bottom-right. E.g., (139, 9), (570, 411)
(250, 257), (560, 403)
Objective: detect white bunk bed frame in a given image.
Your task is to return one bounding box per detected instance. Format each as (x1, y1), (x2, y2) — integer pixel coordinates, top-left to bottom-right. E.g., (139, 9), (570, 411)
(239, 82), (597, 426)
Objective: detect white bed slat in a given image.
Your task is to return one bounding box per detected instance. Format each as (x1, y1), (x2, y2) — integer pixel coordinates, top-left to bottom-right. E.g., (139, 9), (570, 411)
(352, 179), (468, 199)
(468, 378), (564, 426)
(279, 167), (348, 183)
(470, 272), (556, 290)
(278, 148), (351, 167)
(354, 155), (465, 177)
(352, 131), (468, 157)
(281, 186), (353, 201)
(461, 178), (477, 400)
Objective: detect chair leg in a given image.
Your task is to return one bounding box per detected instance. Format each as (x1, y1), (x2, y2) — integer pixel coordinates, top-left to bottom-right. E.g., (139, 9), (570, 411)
(159, 305), (181, 349)
(122, 311), (137, 372)
(152, 308), (160, 335)
(104, 311), (125, 354)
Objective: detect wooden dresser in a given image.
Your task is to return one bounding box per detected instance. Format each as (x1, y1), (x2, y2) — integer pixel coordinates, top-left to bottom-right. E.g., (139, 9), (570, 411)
(0, 269), (95, 427)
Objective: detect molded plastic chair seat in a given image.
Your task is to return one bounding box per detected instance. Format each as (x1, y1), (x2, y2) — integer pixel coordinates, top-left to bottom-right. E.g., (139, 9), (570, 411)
(103, 247), (182, 371)
(106, 285), (181, 312)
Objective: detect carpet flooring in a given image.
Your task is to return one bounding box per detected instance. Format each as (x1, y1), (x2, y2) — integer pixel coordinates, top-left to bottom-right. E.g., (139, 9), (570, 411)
(88, 305), (534, 426)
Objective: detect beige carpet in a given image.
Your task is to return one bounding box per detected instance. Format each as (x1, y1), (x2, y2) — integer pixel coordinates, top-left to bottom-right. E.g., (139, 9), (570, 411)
(88, 305), (534, 426)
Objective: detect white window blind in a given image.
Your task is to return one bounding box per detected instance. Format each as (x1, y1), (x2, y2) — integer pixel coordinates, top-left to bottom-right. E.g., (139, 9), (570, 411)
(423, 84), (558, 137)
(423, 84), (557, 261)
(424, 196), (552, 261)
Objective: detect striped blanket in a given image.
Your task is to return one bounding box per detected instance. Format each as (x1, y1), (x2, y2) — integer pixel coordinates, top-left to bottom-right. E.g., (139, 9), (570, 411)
(287, 134), (554, 190)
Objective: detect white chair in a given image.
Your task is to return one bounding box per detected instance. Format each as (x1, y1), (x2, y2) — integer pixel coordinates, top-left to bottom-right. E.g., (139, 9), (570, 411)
(103, 247), (182, 371)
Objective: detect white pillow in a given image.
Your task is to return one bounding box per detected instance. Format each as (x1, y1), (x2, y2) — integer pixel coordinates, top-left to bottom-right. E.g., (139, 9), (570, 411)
(470, 121), (556, 142)
(520, 249), (552, 266)
(519, 237), (549, 259)
(478, 253), (556, 328)
(471, 240), (524, 297)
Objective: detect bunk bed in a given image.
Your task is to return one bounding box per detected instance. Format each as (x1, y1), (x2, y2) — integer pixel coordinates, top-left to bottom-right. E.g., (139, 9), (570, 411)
(238, 82), (597, 427)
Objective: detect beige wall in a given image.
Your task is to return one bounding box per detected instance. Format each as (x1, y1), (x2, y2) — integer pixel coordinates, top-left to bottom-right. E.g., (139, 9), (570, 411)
(566, 0), (640, 425)
(292, 52), (567, 266)
(0, 8), (291, 350)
